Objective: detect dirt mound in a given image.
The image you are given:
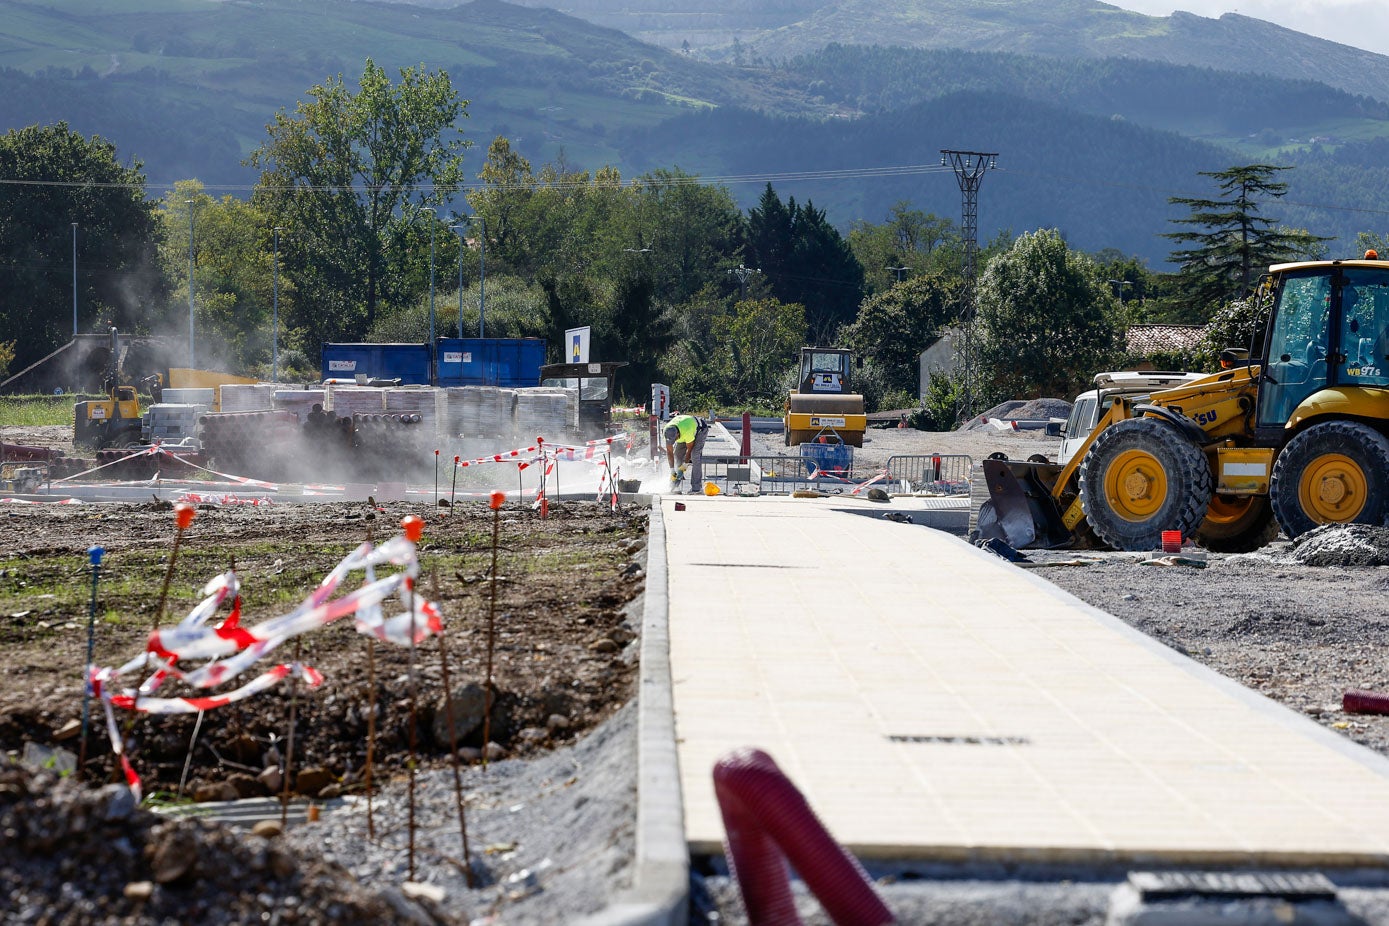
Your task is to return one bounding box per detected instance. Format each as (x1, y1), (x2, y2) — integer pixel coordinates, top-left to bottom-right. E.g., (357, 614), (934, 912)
(1293, 524), (1389, 567)
(0, 766), (440, 925)
(961, 398), (1071, 431)
(1010, 397), (1071, 420)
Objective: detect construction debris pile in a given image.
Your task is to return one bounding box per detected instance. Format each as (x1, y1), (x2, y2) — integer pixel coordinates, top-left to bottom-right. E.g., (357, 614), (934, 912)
(1292, 523), (1389, 567)
(0, 764), (438, 925)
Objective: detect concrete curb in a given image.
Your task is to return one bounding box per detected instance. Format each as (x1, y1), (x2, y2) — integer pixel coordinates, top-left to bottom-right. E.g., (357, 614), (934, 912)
(575, 499), (689, 926)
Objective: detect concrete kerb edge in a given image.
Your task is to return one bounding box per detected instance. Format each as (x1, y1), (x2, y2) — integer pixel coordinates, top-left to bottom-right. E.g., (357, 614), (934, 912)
(574, 498), (690, 926)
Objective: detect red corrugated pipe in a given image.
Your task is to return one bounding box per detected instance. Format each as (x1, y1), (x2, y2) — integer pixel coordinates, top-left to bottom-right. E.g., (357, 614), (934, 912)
(713, 747), (895, 925)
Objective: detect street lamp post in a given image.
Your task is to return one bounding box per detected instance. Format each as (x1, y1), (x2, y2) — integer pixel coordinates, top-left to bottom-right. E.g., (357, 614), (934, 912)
(476, 215), (485, 338)
(71, 223), (78, 338)
(186, 199), (197, 368)
(886, 265), (909, 283)
(448, 224), (468, 339)
(428, 219), (437, 349)
(272, 227), (283, 383)
(450, 217), (487, 338)
(1108, 279), (1133, 306)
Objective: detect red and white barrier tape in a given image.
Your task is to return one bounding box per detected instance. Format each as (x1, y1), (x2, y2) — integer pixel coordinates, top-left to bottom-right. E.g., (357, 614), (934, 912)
(90, 532), (442, 799)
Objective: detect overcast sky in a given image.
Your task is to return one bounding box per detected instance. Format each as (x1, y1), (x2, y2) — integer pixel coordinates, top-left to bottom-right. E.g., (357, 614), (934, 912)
(1107, 1), (1389, 56)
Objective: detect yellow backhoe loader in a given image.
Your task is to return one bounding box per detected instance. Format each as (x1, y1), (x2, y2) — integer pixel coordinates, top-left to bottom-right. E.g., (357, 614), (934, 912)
(783, 347), (867, 447)
(977, 251), (1389, 552)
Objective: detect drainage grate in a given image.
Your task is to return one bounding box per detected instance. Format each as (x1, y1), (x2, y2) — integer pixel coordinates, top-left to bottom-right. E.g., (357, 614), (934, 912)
(1128, 871), (1337, 901)
(1110, 871), (1353, 926)
(887, 734), (1030, 746)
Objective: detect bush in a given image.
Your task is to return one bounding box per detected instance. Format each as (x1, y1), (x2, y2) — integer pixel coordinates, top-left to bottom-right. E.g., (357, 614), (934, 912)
(917, 372), (964, 431)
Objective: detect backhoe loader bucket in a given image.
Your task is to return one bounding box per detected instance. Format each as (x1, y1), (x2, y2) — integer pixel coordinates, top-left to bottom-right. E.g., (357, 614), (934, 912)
(975, 457), (1073, 549)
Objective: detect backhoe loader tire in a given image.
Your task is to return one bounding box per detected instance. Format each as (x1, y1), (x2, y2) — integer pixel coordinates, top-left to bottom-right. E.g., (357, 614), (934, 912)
(1194, 495), (1280, 553)
(1270, 420), (1389, 539)
(1079, 417), (1212, 552)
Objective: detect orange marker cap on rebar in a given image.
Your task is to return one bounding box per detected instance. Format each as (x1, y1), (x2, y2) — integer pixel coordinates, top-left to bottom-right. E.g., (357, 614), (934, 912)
(489, 490), (505, 510)
(174, 503), (196, 530)
(400, 515), (425, 542)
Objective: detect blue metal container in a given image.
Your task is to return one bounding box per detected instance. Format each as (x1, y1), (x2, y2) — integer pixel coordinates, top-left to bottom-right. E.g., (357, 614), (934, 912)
(321, 343), (432, 385)
(436, 338), (546, 387)
(800, 440), (854, 475)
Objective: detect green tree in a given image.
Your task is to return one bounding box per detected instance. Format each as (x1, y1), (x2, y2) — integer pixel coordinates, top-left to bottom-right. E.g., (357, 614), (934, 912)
(1357, 232), (1389, 256)
(975, 228), (1123, 400)
(159, 181), (281, 372)
(366, 275), (549, 344)
(848, 202), (957, 294)
(842, 273), (964, 395)
(0, 122), (166, 370)
(1164, 165), (1330, 321)
(713, 297), (807, 405)
(634, 168), (744, 306)
(745, 184), (864, 342)
(249, 59), (469, 347)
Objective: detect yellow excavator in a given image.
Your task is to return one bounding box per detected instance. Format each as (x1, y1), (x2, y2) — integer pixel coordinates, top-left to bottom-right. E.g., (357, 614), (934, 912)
(783, 347), (867, 447)
(977, 251), (1389, 552)
(73, 328), (161, 449)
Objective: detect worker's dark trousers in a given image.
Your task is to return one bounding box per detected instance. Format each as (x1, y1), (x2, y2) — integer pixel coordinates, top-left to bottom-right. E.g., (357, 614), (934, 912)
(676, 424), (708, 486)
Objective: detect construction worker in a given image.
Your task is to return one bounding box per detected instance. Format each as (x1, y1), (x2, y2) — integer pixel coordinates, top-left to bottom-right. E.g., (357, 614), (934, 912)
(664, 413), (708, 491)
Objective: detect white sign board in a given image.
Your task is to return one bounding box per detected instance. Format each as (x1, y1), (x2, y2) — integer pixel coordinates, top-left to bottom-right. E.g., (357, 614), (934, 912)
(566, 326), (591, 364)
(328, 360), (356, 372)
(651, 383), (671, 421)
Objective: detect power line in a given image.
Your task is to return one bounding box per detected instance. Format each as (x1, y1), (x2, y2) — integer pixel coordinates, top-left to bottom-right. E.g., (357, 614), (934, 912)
(6, 158), (1389, 220)
(0, 163), (957, 195)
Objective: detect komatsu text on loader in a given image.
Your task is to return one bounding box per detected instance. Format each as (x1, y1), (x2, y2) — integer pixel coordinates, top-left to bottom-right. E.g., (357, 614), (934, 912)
(977, 252), (1389, 553)
(783, 347), (867, 448)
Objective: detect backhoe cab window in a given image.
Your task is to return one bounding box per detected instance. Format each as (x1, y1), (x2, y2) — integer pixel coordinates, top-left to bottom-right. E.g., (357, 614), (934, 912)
(1259, 273), (1331, 425)
(1338, 268), (1389, 387)
(1259, 267), (1389, 425)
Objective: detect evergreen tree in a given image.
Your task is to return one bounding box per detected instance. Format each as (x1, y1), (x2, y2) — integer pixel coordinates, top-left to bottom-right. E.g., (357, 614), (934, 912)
(744, 184), (864, 343)
(1164, 165), (1330, 321)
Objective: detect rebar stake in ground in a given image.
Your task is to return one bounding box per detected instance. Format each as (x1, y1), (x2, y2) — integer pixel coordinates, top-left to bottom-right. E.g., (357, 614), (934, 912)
(433, 566), (475, 887)
(280, 635), (302, 828)
(78, 545), (104, 778)
(484, 490), (504, 767)
(401, 514), (426, 881)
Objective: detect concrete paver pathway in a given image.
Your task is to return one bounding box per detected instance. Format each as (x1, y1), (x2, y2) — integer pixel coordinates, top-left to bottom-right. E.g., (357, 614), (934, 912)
(664, 494), (1389, 865)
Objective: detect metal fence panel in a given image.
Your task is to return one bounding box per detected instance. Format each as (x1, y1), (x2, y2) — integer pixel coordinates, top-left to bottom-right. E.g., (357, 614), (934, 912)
(884, 454), (973, 495)
(701, 454), (868, 496)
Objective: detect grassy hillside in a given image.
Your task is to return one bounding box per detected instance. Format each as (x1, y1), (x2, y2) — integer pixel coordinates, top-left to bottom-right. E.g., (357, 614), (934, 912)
(781, 45), (1389, 152)
(0, 0), (822, 186)
(619, 90), (1389, 266)
(514, 0), (1389, 105)
(3, 0), (1387, 268)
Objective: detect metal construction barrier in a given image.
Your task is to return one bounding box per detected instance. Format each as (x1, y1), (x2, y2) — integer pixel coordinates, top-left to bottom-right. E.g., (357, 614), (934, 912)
(884, 454), (973, 495)
(701, 454), (868, 496)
